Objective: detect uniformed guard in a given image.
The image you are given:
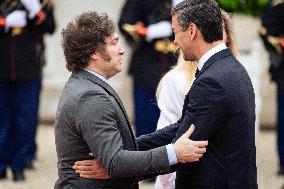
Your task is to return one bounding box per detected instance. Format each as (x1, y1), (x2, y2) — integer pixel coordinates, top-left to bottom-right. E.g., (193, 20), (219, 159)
(0, 0), (55, 181)
(119, 0), (178, 138)
(259, 0), (284, 176)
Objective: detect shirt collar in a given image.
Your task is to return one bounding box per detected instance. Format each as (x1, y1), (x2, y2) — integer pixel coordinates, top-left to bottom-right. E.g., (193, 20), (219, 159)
(172, 0), (183, 6)
(84, 69), (107, 82)
(197, 42), (226, 71)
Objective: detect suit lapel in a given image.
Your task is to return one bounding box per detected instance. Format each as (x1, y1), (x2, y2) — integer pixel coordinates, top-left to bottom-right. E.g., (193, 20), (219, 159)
(181, 48), (233, 119)
(72, 70), (137, 149)
(194, 48), (232, 81)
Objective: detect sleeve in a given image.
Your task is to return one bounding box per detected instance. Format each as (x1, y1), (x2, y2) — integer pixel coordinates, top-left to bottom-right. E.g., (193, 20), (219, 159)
(75, 91), (170, 178)
(174, 76), (228, 141)
(136, 123), (179, 151)
(118, 0), (146, 47)
(28, 0), (56, 34)
(0, 17), (6, 34)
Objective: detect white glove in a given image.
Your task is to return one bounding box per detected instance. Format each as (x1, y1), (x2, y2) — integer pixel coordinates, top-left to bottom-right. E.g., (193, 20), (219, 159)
(6, 10), (27, 29)
(20, 0), (41, 19)
(146, 21), (173, 42)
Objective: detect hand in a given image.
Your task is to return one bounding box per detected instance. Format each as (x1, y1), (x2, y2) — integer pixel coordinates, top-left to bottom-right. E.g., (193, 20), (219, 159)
(280, 38), (284, 48)
(6, 10), (27, 29)
(20, 0), (41, 19)
(73, 159), (110, 180)
(135, 21), (147, 36)
(173, 125), (208, 163)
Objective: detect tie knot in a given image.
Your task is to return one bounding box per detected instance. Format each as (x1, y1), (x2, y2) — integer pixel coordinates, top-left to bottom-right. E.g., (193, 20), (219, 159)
(195, 68), (200, 78)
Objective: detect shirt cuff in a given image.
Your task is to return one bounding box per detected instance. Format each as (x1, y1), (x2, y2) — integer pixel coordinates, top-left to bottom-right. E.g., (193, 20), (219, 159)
(166, 144), (178, 165)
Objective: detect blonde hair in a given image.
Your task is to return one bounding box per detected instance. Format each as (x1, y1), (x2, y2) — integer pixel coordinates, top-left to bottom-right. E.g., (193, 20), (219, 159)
(221, 9), (238, 56)
(156, 53), (197, 99)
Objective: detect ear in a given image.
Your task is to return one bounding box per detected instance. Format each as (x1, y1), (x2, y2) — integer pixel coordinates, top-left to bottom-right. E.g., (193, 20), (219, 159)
(188, 23), (197, 40)
(90, 52), (99, 61)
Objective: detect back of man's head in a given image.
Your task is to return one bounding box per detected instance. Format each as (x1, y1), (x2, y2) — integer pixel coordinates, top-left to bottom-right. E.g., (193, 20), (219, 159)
(172, 0), (223, 43)
(61, 11), (115, 72)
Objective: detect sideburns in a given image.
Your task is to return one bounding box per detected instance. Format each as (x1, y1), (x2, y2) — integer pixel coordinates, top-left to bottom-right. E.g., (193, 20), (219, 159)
(101, 51), (112, 62)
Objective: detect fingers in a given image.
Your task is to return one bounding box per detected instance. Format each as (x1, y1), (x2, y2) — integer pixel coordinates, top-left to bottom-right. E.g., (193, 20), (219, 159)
(74, 160), (99, 166)
(73, 161), (99, 171)
(80, 173), (110, 180)
(76, 169), (111, 180)
(196, 147), (206, 154)
(183, 124), (195, 138)
(73, 164), (94, 171)
(191, 140), (208, 148)
(75, 170), (96, 175)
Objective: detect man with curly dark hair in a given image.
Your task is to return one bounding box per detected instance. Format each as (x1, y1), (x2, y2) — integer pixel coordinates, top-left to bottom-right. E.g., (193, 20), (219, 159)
(54, 11), (208, 189)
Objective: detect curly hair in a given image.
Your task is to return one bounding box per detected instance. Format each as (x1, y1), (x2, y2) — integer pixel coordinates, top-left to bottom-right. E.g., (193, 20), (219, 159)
(61, 11), (115, 72)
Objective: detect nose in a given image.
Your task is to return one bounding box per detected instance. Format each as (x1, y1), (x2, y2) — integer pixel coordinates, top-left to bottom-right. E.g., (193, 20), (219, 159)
(119, 46), (125, 55)
(174, 38), (178, 46)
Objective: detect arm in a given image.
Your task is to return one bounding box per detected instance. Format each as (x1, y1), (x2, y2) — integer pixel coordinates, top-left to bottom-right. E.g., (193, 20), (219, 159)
(136, 73), (187, 151)
(0, 10), (27, 35)
(118, 0), (144, 46)
(76, 91), (207, 178)
(20, 0), (56, 34)
(74, 125), (207, 179)
(136, 123), (178, 151)
(118, 0), (172, 46)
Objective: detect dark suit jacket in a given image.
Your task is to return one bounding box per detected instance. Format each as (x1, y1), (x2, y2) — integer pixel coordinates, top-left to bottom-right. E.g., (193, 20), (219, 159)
(137, 48), (258, 189)
(54, 70), (170, 189)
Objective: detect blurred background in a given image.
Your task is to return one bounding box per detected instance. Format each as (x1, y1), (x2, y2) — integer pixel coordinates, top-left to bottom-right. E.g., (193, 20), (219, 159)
(0, 0), (283, 188)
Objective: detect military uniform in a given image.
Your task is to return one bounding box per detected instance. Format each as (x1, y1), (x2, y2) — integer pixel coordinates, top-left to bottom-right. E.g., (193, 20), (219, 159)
(119, 0), (177, 137)
(0, 0), (55, 180)
(260, 0), (284, 175)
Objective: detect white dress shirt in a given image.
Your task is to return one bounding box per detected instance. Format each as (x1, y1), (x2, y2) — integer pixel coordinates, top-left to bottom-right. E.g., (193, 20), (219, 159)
(84, 69), (107, 82)
(197, 43), (227, 71)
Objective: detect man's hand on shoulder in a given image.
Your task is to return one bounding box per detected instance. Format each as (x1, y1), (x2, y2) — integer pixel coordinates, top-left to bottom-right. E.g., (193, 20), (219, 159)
(173, 125), (208, 163)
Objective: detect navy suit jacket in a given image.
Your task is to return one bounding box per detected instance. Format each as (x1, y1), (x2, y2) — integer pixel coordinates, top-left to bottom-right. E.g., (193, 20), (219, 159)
(137, 48), (258, 189)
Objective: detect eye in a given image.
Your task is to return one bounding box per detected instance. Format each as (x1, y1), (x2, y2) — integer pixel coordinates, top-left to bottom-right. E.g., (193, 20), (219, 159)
(112, 39), (119, 45)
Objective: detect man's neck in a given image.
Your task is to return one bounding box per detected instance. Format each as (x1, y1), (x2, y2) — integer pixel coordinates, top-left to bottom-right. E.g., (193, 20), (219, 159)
(197, 40), (223, 61)
(84, 67), (107, 82)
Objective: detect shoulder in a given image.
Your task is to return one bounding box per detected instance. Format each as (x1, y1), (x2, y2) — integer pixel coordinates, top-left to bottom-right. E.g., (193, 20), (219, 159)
(65, 76), (111, 106)
(162, 71), (187, 87)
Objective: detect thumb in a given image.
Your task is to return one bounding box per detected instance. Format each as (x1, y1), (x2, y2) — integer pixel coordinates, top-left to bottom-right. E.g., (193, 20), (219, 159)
(183, 124), (195, 138)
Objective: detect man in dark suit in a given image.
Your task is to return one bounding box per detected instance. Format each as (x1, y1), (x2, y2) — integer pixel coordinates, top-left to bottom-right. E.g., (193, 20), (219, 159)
(75, 0), (257, 188)
(54, 11), (208, 189)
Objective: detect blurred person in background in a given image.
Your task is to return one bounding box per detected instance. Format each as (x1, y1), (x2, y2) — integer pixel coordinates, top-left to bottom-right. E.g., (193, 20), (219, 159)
(259, 0), (284, 176)
(118, 0), (180, 138)
(24, 0), (56, 171)
(0, 0), (55, 181)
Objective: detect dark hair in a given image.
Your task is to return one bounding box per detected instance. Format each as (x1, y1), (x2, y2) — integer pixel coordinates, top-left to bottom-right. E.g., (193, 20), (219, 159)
(172, 0), (223, 43)
(61, 11), (115, 72)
